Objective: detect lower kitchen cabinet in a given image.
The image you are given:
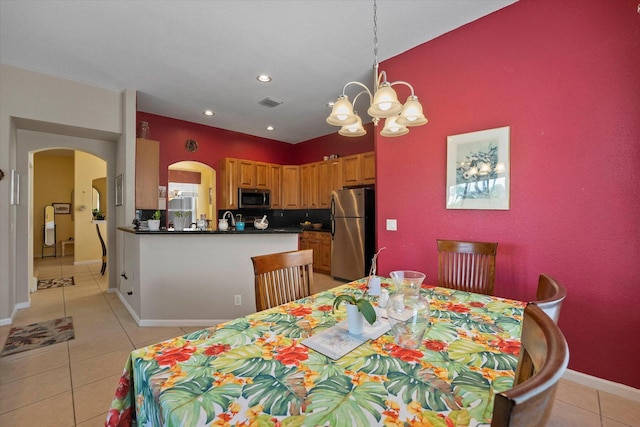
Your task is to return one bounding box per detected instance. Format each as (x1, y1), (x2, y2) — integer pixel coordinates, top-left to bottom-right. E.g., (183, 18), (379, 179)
(299, 231), (331, 274)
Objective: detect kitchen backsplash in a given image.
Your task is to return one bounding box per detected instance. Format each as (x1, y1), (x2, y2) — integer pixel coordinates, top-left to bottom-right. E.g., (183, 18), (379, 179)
(138, 208), (331, 229)
(218, 208), (331, 229)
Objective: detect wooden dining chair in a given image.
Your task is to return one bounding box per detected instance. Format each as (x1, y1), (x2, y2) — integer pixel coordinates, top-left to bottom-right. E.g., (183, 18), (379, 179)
(437, 239), (498, 295)
(531, 274), (567, 323)
(251, 249), (314, 312)
(491, 304), (569, 427)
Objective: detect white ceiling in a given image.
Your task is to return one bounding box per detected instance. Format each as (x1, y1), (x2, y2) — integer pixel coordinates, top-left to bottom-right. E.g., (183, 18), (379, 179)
(0, 0), (515, 144)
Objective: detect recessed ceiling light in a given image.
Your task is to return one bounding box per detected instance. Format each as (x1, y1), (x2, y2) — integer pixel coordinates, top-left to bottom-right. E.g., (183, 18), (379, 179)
(266, 126), (274, 131)
(257, 75), (272, 83)
(203, 110), (215, 116)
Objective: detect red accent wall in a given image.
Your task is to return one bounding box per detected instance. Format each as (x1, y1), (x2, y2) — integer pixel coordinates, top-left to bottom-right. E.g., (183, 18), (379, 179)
(138, 112), (375, 185)
(292, 123), (375, 164)
(137, 112), (297, 186)
(376, 0), (640, 388)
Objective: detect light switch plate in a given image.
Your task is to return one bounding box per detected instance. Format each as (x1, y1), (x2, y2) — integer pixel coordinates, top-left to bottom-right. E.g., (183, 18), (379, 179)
(386, 219), (397, 231)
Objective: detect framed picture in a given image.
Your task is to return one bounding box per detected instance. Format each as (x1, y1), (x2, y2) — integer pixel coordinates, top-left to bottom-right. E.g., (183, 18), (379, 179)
(53, 203), (71, 214)
(446, 126), (510, 210)
(115, 174), (123, 206)
(10, 170), (19, 205)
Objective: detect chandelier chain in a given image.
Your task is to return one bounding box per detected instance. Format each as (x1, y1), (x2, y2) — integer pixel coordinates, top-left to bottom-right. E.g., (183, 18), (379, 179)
(373, 0), (378, 68)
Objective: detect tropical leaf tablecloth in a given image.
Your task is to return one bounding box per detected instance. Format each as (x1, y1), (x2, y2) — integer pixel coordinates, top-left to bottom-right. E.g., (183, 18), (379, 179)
(106, 279), (526, 427)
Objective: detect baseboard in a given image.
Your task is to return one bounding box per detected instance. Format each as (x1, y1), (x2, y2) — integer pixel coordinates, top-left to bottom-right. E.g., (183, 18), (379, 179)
(137, 318), (229, 327)
(113, 290), (228, 327)
(73, 259), (101, 266)
(0, 301), (31, 326)
(114, 290), (142, 326)
(563, 369), (640, 402)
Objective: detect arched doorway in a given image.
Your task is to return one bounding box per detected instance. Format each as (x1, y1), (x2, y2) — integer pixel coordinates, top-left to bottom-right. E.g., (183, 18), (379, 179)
(167, 161), (216, 227)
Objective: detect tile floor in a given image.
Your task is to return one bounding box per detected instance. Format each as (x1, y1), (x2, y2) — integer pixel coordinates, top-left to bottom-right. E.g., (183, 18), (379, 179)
(0, 256), (638, 426)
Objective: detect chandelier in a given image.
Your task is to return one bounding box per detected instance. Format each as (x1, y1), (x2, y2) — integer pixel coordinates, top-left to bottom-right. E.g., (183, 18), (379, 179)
(326, 0), (428, 137)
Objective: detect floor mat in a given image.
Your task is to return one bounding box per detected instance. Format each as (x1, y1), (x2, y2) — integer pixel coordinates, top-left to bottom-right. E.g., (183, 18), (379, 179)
(1, 317), (74, 357)
(37, 276), (75, 290)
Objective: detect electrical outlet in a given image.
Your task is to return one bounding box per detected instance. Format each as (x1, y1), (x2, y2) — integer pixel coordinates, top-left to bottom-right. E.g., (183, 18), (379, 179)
(234, 295), (242, 306)
(386, 219), (398, 231)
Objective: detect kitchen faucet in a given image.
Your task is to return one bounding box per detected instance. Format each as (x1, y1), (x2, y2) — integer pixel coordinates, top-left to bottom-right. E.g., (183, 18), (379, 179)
(222, 211), (236, 227)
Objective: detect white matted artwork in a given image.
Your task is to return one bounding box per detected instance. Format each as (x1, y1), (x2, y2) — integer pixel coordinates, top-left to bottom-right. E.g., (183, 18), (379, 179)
(446, 126), (510, 210)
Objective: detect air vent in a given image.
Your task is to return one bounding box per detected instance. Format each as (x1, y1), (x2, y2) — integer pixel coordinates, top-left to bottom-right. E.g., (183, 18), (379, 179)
(258, 97), (283, 108)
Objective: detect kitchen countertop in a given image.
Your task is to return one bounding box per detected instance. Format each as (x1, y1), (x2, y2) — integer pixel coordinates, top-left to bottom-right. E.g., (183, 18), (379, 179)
(118, 226), (306, 235)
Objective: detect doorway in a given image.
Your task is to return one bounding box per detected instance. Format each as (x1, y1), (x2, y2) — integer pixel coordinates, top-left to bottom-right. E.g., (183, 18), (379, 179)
(16, 129), (117, 304)
(167, 161), (216, 227)
(31, 149), (108, 290)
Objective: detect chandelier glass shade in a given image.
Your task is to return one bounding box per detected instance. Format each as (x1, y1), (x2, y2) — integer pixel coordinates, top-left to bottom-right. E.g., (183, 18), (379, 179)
(380, 114), (409, 137)
(338, 113), (367, 137)
(326, 0), (428, 138)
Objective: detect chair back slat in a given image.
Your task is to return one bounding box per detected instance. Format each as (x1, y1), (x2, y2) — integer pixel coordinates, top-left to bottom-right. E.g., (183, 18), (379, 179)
(491, 304), (569, 426)
(437, 240), (498, 295)
(252, 249), (314, 311)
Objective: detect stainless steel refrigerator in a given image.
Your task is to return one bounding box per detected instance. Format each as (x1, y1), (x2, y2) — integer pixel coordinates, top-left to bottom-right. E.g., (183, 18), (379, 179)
(331, 188), (375, 281)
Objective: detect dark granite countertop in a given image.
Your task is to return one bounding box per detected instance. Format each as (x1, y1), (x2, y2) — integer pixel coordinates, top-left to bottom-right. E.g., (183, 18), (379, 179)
(118, 226), (304, 235)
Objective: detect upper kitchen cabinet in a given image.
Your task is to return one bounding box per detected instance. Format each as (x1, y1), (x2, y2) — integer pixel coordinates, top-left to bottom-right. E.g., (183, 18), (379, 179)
(319, 158), (342, 208)
(135, 138), (159, 209)
(282, 165), (300, 209)
(218, 158), (239, 210)
(269, 164), (282, 209)
(300, 162), (319, 209)
(341, 151), (375, 187)
(238, 160), (270, 189)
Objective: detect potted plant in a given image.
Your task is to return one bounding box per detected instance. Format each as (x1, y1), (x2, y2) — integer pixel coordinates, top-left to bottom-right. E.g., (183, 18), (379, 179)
(173, 210), (190, 231)
(332, 293), (377, 335)
(148, 210), (161, 231)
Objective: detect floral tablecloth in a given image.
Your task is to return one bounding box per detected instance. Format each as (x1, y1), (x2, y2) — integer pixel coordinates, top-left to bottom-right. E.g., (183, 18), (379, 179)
(106, 279), (526, 427)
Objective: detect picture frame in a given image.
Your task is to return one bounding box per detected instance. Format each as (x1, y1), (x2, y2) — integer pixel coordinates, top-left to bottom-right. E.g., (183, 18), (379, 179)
(53, 203), (71, 214)
(10, 170), (19, 205)
(115, 174), (123, 206)
(446, 126), (510, 210)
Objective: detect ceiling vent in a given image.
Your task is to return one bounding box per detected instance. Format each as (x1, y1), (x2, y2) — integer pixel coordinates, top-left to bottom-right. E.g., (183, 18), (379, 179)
(258, 97), (283, 108)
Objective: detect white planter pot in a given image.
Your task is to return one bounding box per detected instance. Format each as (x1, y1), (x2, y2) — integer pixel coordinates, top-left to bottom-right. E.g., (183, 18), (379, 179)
(173, 217), (186, 231)
(148, 220), (160, 231)
(346, 303), (364, 335)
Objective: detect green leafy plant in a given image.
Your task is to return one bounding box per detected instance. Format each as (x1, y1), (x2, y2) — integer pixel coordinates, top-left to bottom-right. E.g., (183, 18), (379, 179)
(152, 210), (161, 220)
(174, 210), (191, 218)
(332, 294), (377, 325)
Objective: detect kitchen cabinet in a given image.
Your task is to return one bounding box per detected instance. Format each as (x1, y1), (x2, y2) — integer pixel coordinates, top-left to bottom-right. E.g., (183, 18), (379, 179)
(135, 138), (159, 210)
(341, 151), (375, 187)
(318, 158), (342, 208)
(219, 154), (370, 211)
(299, 231), (331, 273)
(300, 162), (319, 209)
(218, 158), (239, 210)
(269, 164), (282, 209)
(238, 160), (270, 189)
(282, 165), (300, 209)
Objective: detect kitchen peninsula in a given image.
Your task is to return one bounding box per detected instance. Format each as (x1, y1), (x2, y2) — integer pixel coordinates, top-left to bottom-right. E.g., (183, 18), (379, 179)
(117, 227), (300, 326)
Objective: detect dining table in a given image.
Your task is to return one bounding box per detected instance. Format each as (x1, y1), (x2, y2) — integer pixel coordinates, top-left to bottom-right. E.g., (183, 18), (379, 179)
(106, 277), (526, 427)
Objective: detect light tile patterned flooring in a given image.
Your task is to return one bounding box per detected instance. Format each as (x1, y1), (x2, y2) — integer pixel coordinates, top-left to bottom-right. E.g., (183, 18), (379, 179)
(0, 257), (638, 426)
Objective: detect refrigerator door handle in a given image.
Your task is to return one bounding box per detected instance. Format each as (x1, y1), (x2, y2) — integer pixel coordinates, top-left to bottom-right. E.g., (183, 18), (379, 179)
(330, 196), (335, 239)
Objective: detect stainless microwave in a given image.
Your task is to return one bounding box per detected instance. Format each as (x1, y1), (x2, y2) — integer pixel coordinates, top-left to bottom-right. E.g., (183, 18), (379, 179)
(238, 188), (271, 209)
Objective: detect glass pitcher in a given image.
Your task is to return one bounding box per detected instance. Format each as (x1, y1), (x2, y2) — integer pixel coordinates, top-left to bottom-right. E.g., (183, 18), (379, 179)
(387, 270), (430, 349)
